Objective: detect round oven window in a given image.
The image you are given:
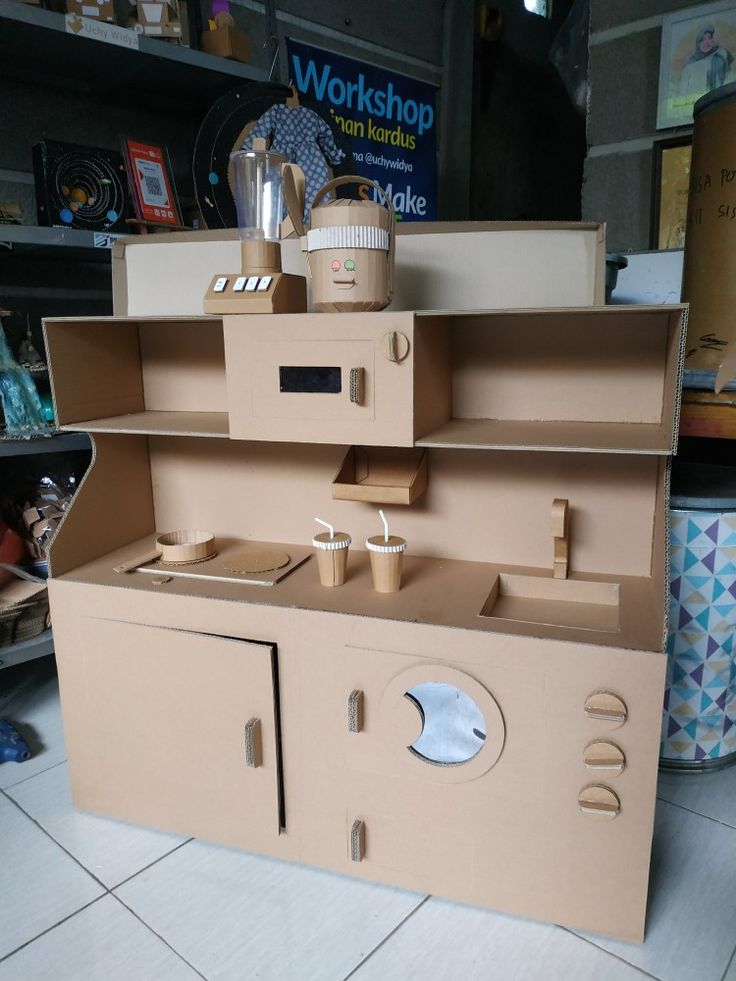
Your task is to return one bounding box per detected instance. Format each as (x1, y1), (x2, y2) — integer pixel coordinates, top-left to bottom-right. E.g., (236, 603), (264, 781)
(404, 682), (486, 765)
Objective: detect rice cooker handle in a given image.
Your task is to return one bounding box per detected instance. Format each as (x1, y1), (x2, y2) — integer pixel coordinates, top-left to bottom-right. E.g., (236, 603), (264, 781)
(310, 175), (394, 214)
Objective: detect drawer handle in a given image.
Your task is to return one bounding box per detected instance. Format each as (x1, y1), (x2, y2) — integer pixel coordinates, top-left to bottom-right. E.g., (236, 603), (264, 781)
(348, 689), (364, 733)
(584, 740), (626, 775)
(584, 691), (627, 727)
(349, 368), (364, 405)
(350, 819), (365, 862)
(578, 784), (620, 819)
(244, 717), (262, 768)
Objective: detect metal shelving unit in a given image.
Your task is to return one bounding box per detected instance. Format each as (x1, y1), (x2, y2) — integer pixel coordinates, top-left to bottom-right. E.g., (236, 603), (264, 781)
(0, 0), (264, 668)
(0, 224), (122, 263)
(0, 431), (91, 456)
(0, 1), (267, 112)
(0, 628), (54, 669)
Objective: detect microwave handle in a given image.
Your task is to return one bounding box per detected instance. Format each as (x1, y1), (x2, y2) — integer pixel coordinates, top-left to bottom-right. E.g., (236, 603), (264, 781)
(349, 368), (364, 405)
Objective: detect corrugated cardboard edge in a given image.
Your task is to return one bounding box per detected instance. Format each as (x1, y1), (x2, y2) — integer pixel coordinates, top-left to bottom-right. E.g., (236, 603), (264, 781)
(662, 455), (673, 652)
(112, 240), (129, 317)
(671, 305), (689, 454)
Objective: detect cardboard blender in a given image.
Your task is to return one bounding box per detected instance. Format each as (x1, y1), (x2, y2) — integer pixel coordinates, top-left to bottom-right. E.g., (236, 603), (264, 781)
(44, 201), (686, 945)
(204, 157), (394, 315)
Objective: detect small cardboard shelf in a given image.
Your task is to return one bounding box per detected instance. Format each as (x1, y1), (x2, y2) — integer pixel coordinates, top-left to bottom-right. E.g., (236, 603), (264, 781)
(58, 410), (230, 438)
(332, 447), (428, 505)
(415, 419), (673, 455)
(479, 573), (620, 633)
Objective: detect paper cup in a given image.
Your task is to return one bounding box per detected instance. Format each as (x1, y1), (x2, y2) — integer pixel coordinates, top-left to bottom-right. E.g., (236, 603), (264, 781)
(312, 531), (351, 586)
(365, 535), (407, 593)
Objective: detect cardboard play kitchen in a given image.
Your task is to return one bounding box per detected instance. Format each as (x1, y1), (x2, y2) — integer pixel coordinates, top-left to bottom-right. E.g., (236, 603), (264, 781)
(43, 220), (686, 944)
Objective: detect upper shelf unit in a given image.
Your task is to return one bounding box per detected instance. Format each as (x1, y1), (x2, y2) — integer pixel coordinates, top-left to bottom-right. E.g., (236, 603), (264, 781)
(45, 315), (230, 438)
(44, 305), (687, 453)
(0, 1), (266, 112)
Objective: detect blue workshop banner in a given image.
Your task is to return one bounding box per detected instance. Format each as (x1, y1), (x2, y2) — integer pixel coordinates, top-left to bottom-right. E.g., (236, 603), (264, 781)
(286, 38), (438, 221)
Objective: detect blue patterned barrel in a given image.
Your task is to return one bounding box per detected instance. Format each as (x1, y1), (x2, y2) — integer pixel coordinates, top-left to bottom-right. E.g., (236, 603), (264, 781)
(663, 509), (736, 769)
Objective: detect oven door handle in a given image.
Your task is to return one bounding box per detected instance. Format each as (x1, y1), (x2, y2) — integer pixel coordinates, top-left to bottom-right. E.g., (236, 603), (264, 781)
(349, 367), (365, 405)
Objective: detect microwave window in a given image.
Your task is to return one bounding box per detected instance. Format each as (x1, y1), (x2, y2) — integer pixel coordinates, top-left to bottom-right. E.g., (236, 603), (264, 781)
(279, 366), (342, 394)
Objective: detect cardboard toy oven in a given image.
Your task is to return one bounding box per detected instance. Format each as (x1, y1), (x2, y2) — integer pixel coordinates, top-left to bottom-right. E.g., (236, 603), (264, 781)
(43, 275), (686, 944)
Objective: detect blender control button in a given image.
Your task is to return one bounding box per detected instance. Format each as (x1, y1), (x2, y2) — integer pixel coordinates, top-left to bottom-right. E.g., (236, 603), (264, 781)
(245, 276), (259, 291)
(578, 784), (620, 818)
(213, 277), (228, 293)
(233, 276), (247, 292)
(257, 276), (273, 291)
(584, 691), (627, 728)
(584, 740), (625, 775)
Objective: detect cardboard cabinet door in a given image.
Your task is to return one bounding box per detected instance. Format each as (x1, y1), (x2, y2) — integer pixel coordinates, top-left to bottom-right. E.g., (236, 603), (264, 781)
(72, 618), (282, 850)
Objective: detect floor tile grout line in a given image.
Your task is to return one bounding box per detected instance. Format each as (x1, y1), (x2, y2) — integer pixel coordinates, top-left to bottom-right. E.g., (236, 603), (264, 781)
(3, 785), (196, 894)
(656, 794), (736, 831)
(1, 789), (111, 892)
(340, 895), (431, 980)
(719, 940), (736, 981)
(111, 838), (195, 890)
(0, 757), (68, 792)
(111, 893), (209, 980)
(0, 895), (105, 965)
(560, 928), (664, 980)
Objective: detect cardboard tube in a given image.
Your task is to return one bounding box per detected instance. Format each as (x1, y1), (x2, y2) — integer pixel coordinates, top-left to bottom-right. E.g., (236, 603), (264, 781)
(312, 531), (351, 586)
(366, 535), (406, 593)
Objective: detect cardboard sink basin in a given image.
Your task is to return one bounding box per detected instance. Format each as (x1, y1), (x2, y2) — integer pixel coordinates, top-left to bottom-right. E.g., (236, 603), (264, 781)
(479, 572), (620, 633)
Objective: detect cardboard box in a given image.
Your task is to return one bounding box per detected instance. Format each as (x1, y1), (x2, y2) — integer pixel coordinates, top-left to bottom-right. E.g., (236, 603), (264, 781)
(43, 298), (686, 943)
(201, 24), (250, 63)
(111, 222), (606, 317)
(332, 447), (428, 505)
(134, 0), (181, 36)
(66, 0), (115, 21)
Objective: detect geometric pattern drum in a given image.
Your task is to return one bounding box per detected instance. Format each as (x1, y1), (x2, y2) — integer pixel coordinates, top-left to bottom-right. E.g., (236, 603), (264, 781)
(662, 510), (736, 766)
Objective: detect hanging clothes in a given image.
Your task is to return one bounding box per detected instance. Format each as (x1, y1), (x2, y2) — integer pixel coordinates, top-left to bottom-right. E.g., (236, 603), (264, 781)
(242, 104), (345, 224)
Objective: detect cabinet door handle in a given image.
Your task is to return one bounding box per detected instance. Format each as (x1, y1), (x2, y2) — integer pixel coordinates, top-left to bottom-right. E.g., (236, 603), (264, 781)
(348, 689), (364, 733)
(244, 717), (262, 768)
(350, 819), (365, 862)
(349, 368), (364, 405)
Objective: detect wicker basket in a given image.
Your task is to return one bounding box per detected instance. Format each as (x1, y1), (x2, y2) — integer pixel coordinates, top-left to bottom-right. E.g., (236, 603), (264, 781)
(0, 563), (50, 649)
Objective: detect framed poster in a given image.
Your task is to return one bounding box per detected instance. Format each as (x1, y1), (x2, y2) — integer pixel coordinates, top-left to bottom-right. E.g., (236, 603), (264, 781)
(122, 139), (181, 226)
(650, 136), (693, 249)
(285, 38), (438, 221)
(657, 1), (736, 129)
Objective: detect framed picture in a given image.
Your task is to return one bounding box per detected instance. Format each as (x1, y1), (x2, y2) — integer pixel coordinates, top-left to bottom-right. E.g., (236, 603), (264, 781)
(650, 136), (693, 249)
(657, 1), (736, 129)
(122, 138), (182, 228)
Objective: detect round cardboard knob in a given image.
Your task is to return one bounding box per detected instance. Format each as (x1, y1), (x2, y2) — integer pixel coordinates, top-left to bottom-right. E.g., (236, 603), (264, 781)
(584, 691), (627, 728)
(383, 331), (410, 363)
(584, 740), (625, 775)
(578, 784), (620, 818)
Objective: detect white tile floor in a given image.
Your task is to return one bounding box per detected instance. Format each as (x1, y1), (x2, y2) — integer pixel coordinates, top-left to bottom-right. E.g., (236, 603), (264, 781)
(1, 657), (735, 981)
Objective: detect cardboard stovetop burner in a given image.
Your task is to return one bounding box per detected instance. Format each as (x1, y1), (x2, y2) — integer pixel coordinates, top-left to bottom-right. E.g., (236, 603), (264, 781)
(114, 534), (310, 586)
